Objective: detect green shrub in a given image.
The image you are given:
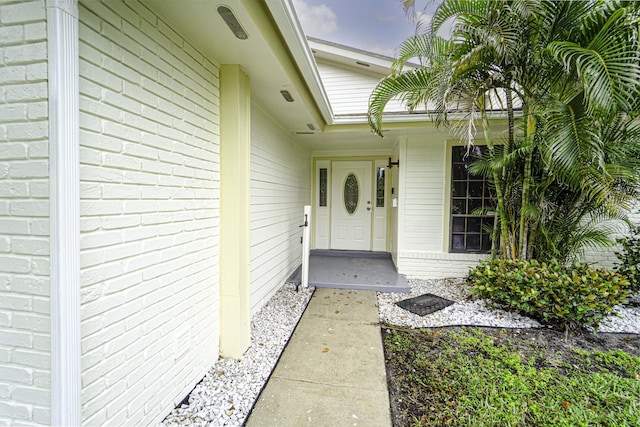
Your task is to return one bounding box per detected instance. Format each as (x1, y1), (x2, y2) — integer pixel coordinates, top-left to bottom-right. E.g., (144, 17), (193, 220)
(468, 258), (631, 331)
(615, 223), (640, 294)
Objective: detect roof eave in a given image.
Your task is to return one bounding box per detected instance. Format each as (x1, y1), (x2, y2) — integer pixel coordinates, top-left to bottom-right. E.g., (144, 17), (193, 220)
(264, 0), (335, 125)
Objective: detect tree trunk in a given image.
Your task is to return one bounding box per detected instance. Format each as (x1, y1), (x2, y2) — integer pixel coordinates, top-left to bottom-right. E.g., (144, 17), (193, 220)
(481, 105), (511, 259)
(519, 112), (536, 260)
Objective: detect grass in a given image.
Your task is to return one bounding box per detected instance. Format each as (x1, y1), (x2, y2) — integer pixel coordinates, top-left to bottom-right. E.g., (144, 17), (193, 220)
(383, 326), (640, 427)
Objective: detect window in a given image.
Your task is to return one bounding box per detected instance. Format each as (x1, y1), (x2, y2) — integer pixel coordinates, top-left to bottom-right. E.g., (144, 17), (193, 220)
(450, 146), (495, 252)
(319, 168), (327, 207)
(343, 173), (359, 214)
(376, 167), (385, 207)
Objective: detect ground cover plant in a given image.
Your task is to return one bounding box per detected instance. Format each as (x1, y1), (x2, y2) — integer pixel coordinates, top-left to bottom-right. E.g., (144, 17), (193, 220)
(383, 326), (640, 427)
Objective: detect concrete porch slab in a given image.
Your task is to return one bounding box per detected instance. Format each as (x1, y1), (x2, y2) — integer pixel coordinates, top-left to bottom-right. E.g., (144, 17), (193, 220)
(288, 250), (409, 293)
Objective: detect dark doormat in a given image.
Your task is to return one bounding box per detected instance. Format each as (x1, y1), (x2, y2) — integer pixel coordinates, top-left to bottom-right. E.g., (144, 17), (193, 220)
(395, 293), (455, 316)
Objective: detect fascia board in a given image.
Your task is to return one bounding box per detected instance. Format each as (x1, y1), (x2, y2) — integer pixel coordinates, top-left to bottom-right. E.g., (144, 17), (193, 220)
(263, 0), (335, 124)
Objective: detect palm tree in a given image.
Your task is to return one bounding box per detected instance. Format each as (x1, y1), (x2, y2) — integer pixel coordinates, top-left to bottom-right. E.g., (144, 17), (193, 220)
(369, 0), (640, 262)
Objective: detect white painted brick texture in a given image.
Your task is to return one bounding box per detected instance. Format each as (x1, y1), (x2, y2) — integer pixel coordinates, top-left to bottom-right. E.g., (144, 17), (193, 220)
(0, 1), (51, 425)
(78, 1), (219, 425)
(250, 106), (311, 313)
(582, 203), (640, 269)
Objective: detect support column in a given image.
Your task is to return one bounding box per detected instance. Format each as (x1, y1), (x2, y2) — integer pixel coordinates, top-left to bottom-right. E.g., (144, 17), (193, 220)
(219, 65), (251, 358)
(47, 0), (81, 425)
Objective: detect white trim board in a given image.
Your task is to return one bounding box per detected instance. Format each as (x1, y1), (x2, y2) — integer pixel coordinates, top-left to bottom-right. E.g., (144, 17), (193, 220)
(48, 0), (81, 425)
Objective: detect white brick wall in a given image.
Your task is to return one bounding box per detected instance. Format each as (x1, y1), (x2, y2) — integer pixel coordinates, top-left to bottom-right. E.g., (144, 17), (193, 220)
(0, 1), (51, 425)
(250, 105), (311, 313)
(582, 204), (640, 269)
(78, 1), (220, 425)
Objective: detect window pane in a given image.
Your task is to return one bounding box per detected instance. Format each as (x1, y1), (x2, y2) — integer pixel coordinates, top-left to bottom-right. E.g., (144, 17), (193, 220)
(481, 234), (492, 251)
(452, 181), (466, 197)
(452, 234), (465, 250)
(376, 167), (385, 207)
(468, 181), (483, 197)
(319, 168), (327, 207)
(468, 199), (483, 214)
(452, 199), (466, 214)
(466, 234), (481, 250)
(452, 164), (467, 180)
(452, 217), (465, 232)
(467, 217), (481, 233)
(484, 183), (493, 199)
(452, 146), (467, 162)
(344, 173), (359, 215)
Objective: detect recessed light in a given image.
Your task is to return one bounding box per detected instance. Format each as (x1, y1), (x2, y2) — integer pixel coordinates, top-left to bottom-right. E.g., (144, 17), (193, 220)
(307, 123), (315, 131)
(280, 90), (294, 102)
(217, 6), (248, 40)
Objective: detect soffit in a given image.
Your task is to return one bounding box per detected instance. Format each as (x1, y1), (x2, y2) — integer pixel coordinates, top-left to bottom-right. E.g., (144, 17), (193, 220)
(141, 0), (324, 134)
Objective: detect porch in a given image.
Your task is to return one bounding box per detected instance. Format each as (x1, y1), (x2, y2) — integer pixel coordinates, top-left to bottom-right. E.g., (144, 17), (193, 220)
(288, 250), (410, 293)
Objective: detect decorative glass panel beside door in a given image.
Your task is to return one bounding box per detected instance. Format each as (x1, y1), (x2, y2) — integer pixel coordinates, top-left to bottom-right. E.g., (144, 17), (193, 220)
(343, 173), (359, 215)
(376, 167), (385, 207)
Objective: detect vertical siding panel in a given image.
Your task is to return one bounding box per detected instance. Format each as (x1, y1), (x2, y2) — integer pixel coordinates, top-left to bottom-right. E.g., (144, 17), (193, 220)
(402, 137), (446, 252)
(316, 61), (406, 116)
(250, 106), (311, 313)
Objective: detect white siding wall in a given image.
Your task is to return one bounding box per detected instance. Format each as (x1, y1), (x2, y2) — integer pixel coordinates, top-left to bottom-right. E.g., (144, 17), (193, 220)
(315, 60), (405, 116)
(396, 134), (628, 277)
(402, 138), (446, 252)
(389, 143), (400, 266)
(250, 105), (311, 312)
(78, 1), (220, 425)
(0, 1), (50, 425)
(396, 136), (487, 278)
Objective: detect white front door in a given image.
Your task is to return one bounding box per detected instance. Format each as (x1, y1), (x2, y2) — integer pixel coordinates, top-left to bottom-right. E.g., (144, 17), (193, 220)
(330, 161), (372, 250)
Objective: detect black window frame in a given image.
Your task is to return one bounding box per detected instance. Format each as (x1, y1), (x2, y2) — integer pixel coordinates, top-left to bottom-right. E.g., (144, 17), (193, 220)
(449, 145), (495, 253)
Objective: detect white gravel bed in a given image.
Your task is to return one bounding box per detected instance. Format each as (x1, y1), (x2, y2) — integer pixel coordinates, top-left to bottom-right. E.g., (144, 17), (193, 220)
(597, 303), (640, 333)
(160, 278), (637, 427)
(160, 283), (313, 427)
(378, 278), (640, 333)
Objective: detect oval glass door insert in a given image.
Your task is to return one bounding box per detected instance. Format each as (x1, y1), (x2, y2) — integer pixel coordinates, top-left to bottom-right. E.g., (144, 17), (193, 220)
(344, 173), (359, 215)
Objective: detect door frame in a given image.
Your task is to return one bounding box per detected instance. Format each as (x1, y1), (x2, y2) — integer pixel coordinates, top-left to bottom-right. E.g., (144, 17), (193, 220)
(312, 157), (391, 251)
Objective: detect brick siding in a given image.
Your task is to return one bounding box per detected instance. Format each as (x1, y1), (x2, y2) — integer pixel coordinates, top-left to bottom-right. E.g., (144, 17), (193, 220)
(0, 0), (51, 425)
(78, 1), (220, 425)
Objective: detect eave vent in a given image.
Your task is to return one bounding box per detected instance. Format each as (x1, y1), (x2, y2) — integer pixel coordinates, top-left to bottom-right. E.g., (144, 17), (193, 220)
(296, 132), (314, 135)
(217, 6), (248, 40)
(280, 90), (294, 102)
(307, 123), (315, 131)
(356, 61), (370, 67)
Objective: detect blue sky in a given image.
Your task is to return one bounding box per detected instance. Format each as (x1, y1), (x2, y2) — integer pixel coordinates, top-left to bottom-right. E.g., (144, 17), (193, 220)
(292, 0), (443, 57)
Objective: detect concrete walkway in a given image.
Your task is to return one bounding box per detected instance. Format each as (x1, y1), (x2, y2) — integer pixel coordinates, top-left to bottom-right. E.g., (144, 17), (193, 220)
(245, 288), (392, 427)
